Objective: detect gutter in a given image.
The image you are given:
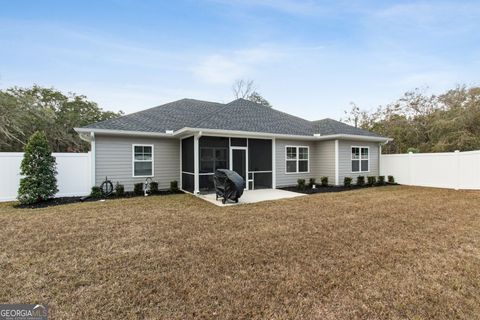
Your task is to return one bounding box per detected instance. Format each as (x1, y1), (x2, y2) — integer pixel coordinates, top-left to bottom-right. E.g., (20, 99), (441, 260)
(74, 127), (391, 143)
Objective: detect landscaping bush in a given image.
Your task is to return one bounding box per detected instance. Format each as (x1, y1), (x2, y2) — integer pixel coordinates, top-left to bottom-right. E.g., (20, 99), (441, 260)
(170, 180), (179, 192)
(297, 179), (306, 191)
(90, 186), (102, 198)
(149, 181), (159, 194)
(115, 182), (125, 197)
(377, 176), (386, 186)
(367, 176), (377, 186)
(388, 175), (395, 184)
(308, 178), (316, 189)
(17, 131), (58, 205)
(320, 176), (328, 187)
(356, 176), (365, 186)
(344, 177), (352, 187)
(134, 183), (144, 196)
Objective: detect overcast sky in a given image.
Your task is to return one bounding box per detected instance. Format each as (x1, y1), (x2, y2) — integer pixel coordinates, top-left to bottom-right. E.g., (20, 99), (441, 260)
(1, 0), (479, 120)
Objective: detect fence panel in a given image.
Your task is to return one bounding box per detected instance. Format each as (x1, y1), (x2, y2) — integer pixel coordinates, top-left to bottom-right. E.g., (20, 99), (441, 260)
(0, 152), (91, 202)
(380, 150), (480, 190)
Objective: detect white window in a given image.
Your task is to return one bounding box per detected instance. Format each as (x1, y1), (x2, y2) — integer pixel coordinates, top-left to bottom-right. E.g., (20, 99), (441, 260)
(351, 146), (369, 173)
(133, 144), (154, 177)
(285, 146), (309, 173)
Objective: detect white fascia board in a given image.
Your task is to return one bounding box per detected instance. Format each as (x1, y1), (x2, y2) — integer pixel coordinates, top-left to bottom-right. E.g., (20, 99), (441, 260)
(74, 127), (176, 138)
(175, 127), (317, 140)
(75, 127), (392, 142)
(317, 134), (392, 143)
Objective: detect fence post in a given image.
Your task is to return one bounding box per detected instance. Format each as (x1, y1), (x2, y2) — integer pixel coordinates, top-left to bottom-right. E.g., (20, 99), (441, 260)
(454, 150), (460, 190)
(408, 151), (413, 185)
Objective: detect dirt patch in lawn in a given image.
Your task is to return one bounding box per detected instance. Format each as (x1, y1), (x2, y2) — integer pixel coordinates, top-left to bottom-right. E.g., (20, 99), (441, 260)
(0, 186), (479, 319)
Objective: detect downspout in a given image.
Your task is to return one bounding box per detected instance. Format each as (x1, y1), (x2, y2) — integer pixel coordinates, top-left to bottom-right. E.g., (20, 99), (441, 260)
(90, 132), (96, 188)
(334, 140), (339, 186)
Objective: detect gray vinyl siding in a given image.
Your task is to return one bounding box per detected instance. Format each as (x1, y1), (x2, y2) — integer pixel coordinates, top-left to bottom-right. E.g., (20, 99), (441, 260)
(338, 140), (380, 184)
(275, 139), (317, 187)
(312, 140), (336, 185)
(95, 135), (179, 191)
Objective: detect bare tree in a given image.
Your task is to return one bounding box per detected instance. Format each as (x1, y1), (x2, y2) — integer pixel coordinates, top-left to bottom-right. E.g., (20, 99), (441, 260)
(232, 79), (255, 99)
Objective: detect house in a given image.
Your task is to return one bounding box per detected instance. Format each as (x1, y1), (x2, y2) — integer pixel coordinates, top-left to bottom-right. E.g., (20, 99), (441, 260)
(75, 98), (390, 193)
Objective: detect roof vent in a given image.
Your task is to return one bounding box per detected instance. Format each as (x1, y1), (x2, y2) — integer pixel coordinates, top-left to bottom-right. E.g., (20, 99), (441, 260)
(165, 130), (174, 134)
(313, 133), (321, 137)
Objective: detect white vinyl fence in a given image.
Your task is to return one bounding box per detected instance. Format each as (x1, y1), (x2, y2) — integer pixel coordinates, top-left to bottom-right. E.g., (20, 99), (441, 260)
(380, 150), (480, 190)
(0, 152), (91, 202)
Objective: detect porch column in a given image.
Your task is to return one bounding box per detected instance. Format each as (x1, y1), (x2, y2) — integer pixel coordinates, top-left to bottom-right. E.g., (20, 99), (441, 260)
(193, 134), (200, 194)
(272, 137), (276, 189)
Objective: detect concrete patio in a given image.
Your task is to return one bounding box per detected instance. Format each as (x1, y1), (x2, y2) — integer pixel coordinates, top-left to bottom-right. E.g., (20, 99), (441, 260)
(198, 188), (305, 206)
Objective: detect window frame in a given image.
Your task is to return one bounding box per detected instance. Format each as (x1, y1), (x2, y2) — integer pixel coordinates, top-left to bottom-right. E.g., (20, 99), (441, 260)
(132, 144), (154, 178)
(285, 145), (310, 174)
(351, 146), (369, 173)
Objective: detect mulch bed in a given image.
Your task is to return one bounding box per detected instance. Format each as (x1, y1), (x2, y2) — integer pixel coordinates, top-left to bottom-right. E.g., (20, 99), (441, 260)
(14, 190), (184, 209)
(281, 183), (397, 194)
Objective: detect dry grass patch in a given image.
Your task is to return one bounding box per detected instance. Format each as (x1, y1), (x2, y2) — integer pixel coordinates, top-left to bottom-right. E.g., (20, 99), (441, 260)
(0, 186), (479, 319)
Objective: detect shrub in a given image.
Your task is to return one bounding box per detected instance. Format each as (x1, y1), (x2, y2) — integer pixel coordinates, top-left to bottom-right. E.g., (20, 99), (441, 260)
(308, 178), (316, 189)
(90, 186), (102, 198)
(115, 182), (125, 197)
(320, 176), (328, 187)
(388, 175), (395, 184)
(149, 181), (159, 194)
(377, 176), (386, 186)
(134, 183), (144, 196)
(407, 147), (420, 153)
(297, 178), (306, 191)
(170, 180), (179, 192)
(356, 176), (365, 187)
(344, 177), (352, 187)
(367, 176), (377, 186)
(17, 131), (58, 205)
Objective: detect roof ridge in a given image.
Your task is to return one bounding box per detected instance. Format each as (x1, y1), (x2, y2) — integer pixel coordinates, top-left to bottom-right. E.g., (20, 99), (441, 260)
(189, 102), (233, 128)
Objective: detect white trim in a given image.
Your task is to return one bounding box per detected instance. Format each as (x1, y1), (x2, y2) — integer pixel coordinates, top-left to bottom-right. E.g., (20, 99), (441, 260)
(193, 134), (200, 194)
(132, 144), (154, 178)
(90, 132), (96, 187)
(75, 127), (176, 138)
(230, 146), (249, 190)
(351, 146), (370, 173)
(75, 127), (391, 143)
(179, 139), (182, 190)
(285, 145), (310, 174)
(272, 137), (276, 189)
(335, 139), (339, 185)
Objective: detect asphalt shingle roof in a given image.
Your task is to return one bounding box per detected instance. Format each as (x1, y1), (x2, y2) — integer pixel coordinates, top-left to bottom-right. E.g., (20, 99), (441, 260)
(83, 98), (384, 138)
(312, 118), (382, 137)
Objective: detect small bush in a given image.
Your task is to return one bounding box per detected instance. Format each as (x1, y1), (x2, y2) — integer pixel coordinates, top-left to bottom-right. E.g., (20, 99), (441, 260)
(170, 180), (179, 192)
(115, 182), (125, 197)
(377, 176), (386, 186)
(388, 175), (395, 184)
(367, 176), (377, 186)
(149, 181), (159, 194)
(297, 179), (306, 191)
(90, 186), (102, 198)
(344, 177), (352, 187)
(308, 178), (316, 189)
(357, 176), (365, 187)
(319, 176), (327, 187)
(134, 183), (144, 196)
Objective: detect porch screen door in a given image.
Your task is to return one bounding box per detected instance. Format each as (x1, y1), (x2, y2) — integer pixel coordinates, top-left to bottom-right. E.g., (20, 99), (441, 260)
(231, 148), (247, 189)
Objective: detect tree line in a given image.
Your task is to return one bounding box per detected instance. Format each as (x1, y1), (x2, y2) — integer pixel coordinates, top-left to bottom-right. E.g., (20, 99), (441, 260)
(0, 86), (123, 152)
(343, 85), (480, 154)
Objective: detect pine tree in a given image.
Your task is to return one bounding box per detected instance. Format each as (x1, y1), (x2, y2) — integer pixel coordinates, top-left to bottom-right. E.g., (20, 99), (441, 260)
(17, 131), (58, 204)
